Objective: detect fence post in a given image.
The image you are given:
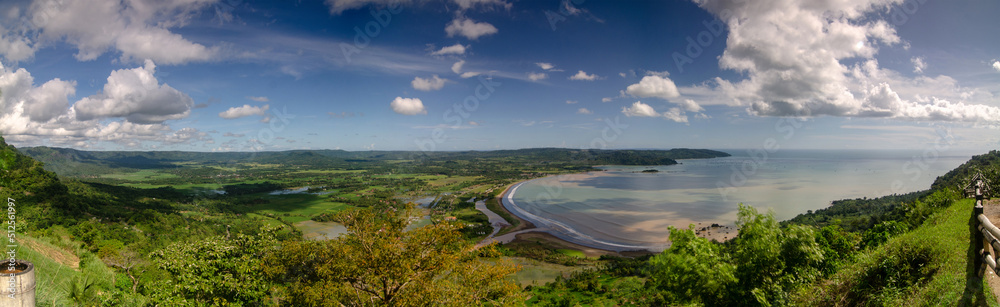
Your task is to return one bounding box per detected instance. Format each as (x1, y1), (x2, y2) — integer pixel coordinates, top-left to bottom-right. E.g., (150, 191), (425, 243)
(976, 202), (985, 275)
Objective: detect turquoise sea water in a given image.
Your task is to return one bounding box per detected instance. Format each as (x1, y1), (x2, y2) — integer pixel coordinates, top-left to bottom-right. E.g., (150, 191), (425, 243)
(505, 149), (973, 252)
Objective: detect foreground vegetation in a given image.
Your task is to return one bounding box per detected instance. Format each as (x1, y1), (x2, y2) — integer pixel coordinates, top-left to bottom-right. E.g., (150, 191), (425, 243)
(3, 134), (999, 305)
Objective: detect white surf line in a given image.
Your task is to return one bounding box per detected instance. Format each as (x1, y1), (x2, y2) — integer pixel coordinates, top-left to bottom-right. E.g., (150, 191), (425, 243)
(503, 180), (665, 252)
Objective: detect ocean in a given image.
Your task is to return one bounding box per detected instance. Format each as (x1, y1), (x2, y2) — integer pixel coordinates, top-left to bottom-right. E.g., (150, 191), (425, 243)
(504, 149), (973, 252)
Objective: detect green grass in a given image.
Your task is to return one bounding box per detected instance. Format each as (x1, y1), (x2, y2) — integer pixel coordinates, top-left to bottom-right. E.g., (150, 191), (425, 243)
(99, 169), (179, 181)
(795, 198), (999, 306)
(15, 234), (122, 306)
(556, 249), (587, 259)
(286, 169), (366, 175)
(246, 193), (353, 223)
(502, 257), (586, 287)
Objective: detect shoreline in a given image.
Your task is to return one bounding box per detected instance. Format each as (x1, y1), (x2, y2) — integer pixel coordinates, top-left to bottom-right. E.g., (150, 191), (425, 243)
(492, 170), (741, 254)
(489, 175), (635, 257)
(495, 174), (668, 254)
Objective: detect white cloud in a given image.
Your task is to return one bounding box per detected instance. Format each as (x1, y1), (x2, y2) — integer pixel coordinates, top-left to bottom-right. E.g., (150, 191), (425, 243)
(911, 57), (927, 74)
(625, 75), (679, 100)
(460, 71), (481, 78)
(73, 60), (194, 124)
(0, 31), (35, 63)
(326, 0), (509, 14)
(247, 96), (269, 102)
(577, 107), (592, 114)
(451, 0), (511, 10)
(412, 75), (447, 91)
(324, 0), (401, 15)
(0, 64), (210, 148)
(390, 97), (427, 115)
(602, 97), (613, 103)
(0, 64), (75, 123)
(662, 107), (688, 123)
(536, 62), (555, 70)
(992, 60), (1000, 72)
(20, 0), (217, 65)
(645, 70), (670, 77)
(569, 70), (598, 81)
(451, 60), (465, 74)
(621, 101), (659, 117)
(566, 100), (578, 104)
(219, 104), (269, 119)
(528, 72), (547, 81)
(445, 18), (498, 40)
(678, 99), (704, 113)
(695, 0), (1000, 122)
(431, 44), (467, 56)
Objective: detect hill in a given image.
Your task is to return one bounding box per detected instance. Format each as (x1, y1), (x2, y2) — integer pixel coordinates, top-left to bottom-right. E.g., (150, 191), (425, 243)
(19, 146), (731, 177)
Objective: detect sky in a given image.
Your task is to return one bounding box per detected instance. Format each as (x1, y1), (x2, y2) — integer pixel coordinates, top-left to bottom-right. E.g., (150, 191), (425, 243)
(0, 0), (999, 153)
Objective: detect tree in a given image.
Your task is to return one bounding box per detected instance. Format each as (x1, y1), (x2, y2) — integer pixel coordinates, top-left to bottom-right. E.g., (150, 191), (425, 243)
(103, 247), (145, 293)
(731, 204), (823, 306)
(648, 225), (736, 306)
(148, 226), (281, 306)
(264, 203), (524, 306)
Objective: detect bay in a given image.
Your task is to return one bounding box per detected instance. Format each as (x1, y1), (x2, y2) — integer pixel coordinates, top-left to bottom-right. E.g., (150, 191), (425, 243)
(505, 149), (973, 252)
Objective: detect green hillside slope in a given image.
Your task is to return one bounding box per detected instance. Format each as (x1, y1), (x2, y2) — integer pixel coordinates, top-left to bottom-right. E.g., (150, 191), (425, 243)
(794, 198), (997, 306)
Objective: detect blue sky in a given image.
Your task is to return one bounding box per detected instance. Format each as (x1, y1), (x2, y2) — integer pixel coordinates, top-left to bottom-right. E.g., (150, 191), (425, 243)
(1, 0), (999, 152)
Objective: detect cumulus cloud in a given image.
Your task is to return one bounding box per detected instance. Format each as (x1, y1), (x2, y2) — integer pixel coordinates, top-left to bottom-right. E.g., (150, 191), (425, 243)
(662, 107), (688, 123)
(412, 75), (447, 91)
(621, 101), (659, 117)
(566, 100), (578, 104)
(0, 64), (209, 148)
(17, 0), (218, 65)
(460, 72), (481, 78)
(577, 107), (592, 114)
(678, 99), (704, 113)
(993, 60), (1000, 72)
(0, 31), (35, 63)
(569, 70), (598, 81)
(911, 57), (927, 74)
(602, 97), (613, 103)
(695, 0), (1000, 122)
(536, 62), (555, 70)
(247, 96), (269, 102)
(219, 104), (269, 119)
(0, 65), (76, 122)
(625, 75), (680, 100)
(445, 18), (498, 40)
(528, 72), (547, 81)
(451, 60), (465, 74)
(431, 44), (467, 56)
(390, 97), (427, 115)
(73, 60), (194, 124)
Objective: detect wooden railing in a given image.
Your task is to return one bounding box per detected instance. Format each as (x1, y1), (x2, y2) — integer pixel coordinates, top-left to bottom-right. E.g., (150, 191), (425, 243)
(976, 206), (1000, 273)
(971, 173), (995, 273)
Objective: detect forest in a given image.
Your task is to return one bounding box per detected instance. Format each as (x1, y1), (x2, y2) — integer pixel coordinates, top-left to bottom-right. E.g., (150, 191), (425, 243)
(2, 135), (998, 306)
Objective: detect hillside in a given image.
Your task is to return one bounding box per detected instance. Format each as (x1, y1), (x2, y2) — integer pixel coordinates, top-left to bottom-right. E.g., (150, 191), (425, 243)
(793, 198), (997, 305)
(19, 146), (731, 177)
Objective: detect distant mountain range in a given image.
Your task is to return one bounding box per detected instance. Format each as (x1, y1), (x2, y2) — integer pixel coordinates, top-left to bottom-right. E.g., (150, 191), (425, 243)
(18, 146), (731, 177)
